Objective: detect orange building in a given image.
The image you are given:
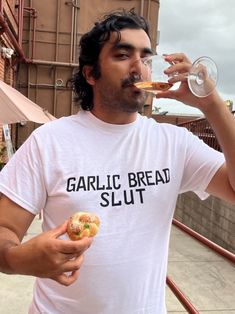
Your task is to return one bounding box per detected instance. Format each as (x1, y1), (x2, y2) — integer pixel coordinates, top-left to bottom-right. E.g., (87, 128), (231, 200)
(0, 0), (160, 150)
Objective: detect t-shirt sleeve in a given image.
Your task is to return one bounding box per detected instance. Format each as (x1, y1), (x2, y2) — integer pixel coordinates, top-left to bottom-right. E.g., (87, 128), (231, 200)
(0, 133), (47, 214)
(179, 130), (225, 200)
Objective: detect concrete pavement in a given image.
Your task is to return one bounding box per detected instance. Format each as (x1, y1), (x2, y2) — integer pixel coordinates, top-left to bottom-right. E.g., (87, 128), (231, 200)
(0, 217), (234, 313)
(167, 225), (235, 313)
(0, 217), (41, 314)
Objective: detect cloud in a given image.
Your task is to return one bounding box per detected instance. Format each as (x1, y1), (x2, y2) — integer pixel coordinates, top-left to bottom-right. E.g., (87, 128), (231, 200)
(156, 0), (235, 113)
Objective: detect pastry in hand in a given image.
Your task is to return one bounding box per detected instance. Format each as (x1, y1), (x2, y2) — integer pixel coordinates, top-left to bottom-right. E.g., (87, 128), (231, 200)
(67, 211), (100, 240)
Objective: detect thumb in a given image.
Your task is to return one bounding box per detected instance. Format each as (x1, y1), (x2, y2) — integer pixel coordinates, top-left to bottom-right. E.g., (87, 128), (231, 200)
(50, 220), (69, 239)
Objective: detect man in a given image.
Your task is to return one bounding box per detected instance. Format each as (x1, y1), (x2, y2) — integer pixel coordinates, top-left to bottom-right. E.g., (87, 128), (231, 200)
(0, 9), (234, 314)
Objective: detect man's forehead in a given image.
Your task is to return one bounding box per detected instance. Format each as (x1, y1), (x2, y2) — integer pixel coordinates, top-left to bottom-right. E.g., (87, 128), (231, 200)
(108, 28), (151, 50)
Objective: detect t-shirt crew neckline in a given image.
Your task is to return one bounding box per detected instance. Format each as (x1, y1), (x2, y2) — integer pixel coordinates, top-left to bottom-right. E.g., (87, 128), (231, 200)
(77, 110), (141, 133)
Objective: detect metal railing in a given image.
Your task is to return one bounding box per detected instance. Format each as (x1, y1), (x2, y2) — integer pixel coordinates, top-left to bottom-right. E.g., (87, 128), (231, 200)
(166, 219), (235, 313)
(166, 276), (199, 314)
(177, 110), (235, 152)
(168, 112), (235, 311)
(172, 219), (235, 263)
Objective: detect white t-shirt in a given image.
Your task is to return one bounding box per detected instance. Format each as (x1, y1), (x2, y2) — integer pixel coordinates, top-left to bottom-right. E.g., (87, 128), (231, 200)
(0, 111), (224, 314)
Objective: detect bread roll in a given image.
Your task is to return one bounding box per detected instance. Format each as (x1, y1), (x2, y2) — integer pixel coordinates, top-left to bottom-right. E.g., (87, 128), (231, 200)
(67, 211), (100, 240)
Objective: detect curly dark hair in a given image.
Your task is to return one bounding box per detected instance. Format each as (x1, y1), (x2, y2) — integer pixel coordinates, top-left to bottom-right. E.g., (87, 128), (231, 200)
(72, 9), (150, 110)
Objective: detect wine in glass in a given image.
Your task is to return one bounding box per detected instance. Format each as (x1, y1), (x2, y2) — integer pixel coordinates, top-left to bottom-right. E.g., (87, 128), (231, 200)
(134, 54), (218, 98)
(134, 55), (173, 94)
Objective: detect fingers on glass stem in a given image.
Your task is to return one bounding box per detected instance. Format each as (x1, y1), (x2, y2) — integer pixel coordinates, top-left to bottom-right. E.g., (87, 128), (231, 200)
(168, 73), (187, 83)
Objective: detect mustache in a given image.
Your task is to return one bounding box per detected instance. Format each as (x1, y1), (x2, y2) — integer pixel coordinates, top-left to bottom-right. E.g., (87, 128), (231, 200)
(121, 74), (142, 88)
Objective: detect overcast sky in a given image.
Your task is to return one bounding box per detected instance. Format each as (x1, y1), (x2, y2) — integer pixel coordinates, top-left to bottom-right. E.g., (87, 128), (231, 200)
(153, 0), (235, 115)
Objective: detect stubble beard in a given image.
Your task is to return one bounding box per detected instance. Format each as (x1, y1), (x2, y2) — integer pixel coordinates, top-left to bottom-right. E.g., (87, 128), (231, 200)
(98, 83), (148, 113)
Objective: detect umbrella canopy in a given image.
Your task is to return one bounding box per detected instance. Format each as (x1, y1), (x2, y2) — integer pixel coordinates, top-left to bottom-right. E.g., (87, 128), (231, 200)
(0, 80), (56, 124)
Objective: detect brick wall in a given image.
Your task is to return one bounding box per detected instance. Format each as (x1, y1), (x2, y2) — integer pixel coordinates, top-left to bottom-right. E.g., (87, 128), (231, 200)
(0, 0), (18, 146)
(0, 57), (4, 143)
(152, 114), (201, 125)
(175, 192), (235, 253)
(0, 55), (14, 155)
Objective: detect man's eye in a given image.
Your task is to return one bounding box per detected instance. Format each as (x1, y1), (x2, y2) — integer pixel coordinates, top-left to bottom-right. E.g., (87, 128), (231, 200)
(116, 54), (129, 60)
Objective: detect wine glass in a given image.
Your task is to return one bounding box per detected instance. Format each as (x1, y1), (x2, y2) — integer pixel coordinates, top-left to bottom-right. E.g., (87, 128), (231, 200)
(134, 54), (218, 98)
(187, 56), (218, 97)
(134, 55), (173, 94)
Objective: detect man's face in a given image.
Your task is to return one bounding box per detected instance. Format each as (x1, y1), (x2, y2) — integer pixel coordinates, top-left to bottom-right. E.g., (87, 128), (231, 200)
(91, 28), (153, 114)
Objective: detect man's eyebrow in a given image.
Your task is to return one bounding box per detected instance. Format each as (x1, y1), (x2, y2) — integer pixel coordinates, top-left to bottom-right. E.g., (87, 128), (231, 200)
(113, 43), (153, 55)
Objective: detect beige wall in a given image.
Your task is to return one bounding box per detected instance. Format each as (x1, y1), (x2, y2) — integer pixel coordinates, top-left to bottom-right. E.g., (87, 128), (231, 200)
(175, 192), (235, 253)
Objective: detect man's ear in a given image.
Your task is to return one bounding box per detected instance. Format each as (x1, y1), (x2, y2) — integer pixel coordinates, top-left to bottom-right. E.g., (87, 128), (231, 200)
(82, 66), (96, 85)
